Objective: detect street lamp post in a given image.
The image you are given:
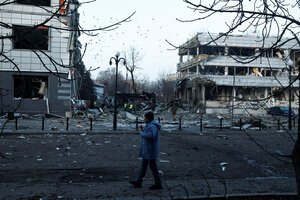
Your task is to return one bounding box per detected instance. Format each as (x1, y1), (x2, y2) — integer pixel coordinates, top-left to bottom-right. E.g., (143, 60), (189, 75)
(285, 59), (294, 130)
(110, 52), (126, 130)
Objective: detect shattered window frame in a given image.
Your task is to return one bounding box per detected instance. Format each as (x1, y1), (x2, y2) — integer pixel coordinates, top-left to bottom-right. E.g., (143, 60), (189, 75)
(12, 25), (50, 51)
(13, 75), (49, 100)
(15, 0), (51, 7)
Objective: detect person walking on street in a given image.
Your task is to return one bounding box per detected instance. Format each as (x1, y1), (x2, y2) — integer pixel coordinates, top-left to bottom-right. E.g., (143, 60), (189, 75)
(129, 111), (162, 190)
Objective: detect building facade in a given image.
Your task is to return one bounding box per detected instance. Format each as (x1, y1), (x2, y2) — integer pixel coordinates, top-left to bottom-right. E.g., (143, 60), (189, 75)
(0, 0), (78, 116)
(176, 33), (300, 114)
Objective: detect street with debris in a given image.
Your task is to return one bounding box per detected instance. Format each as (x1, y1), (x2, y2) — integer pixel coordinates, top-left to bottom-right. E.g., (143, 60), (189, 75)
(0, 129), (296, 199)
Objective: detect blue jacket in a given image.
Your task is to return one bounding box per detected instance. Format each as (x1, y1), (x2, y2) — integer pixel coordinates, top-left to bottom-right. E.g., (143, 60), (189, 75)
(139, 120), (161, 160)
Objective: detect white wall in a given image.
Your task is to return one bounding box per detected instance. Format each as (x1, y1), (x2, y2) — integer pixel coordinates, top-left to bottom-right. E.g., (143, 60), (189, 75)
(0, 0), (71, 73)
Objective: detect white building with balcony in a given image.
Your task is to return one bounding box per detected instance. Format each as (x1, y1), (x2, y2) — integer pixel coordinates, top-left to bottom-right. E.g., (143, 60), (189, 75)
(176, 33), (300, 114)
(0, 0), (78, 115)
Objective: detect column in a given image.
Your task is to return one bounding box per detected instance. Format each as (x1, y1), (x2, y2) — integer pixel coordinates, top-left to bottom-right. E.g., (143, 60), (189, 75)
(197, 85), (201, 103)
(201, 85), (205, 105)
(227, 87), (231, 101)
(221, 87), (226, 101)
(264, 87), (268, 98)
(232, 86), (236, 101)
(225, 47), (229, 75)
(192, 86), (197, 106)
(179, 55), (183, 63)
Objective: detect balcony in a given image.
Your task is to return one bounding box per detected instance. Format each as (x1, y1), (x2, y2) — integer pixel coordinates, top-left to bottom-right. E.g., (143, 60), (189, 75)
(177, 55), (289, 71)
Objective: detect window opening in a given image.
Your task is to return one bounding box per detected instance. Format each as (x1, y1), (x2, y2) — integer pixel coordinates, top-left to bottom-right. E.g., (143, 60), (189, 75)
(13, 25), (49, 50)
(14, 75), (48, 100)
(16, 0), (51, 6)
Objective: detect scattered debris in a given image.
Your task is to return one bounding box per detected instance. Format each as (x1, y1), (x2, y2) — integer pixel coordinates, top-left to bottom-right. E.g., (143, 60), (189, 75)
(242, 124), (252, 130)
(159, 159), (170, 163)
(120, 111), (137, 121)
(220, 162), (228, 171)
(215, 135), (229, 140)
(45, 113), (64, 118)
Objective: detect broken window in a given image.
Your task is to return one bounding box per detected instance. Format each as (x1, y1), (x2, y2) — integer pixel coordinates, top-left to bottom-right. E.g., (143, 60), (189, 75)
(189, 66), (197, 73)
(236, 67), (247, 76)
(13, 25), (49, 50)
(16, 0), (51, 6)
(272, 87), (284, 101)
(273, 49), (285, 58)
(290, 49), (300, 61)
(228, 47), (240, 56)
(205, 85), (220, 101)
(240, 48), (255, 56)
(228, 47), (255, 56)
(216, 66), (225, 75)
(199, 66), (223, 75)
(200, 46), (225, 56)
(14, 75), (48, 100)
(236, 87), (251, 100)
(266, 70), (272, 77)
(189, 47), (197, 57)
(260, 48), (285, 58)
(260, 48), (272, 57)
(228, 67), (234, 75)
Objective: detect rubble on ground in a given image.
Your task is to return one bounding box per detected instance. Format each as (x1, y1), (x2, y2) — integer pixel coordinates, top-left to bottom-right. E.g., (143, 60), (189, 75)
(1, 94), (296, 132)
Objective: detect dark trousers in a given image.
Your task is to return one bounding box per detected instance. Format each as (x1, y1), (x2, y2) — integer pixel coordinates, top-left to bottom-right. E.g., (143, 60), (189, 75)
(136, 158), (161, 185)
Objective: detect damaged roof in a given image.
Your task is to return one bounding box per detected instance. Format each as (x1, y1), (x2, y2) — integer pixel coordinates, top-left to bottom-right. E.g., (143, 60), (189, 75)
(194, 75), (300, 88)
(196, 32), (300, 49)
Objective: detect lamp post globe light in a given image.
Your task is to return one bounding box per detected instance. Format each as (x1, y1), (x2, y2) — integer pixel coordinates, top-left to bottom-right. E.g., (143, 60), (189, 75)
(109, 52), (126, 130)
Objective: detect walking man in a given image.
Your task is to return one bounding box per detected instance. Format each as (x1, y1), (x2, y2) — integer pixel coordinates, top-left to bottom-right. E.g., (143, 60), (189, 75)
(129, 111), (162, 190)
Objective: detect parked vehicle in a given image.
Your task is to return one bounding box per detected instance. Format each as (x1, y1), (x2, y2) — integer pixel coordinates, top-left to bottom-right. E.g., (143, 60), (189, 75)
(268, 106), (295, 116)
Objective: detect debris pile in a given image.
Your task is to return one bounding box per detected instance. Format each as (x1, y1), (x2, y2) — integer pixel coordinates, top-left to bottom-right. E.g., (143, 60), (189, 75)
(1, 92), (295, 132)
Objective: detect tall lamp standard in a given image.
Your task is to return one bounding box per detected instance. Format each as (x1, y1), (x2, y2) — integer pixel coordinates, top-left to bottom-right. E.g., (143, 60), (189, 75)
(285, 59), (294, 130)
(109, 52), (126, 130)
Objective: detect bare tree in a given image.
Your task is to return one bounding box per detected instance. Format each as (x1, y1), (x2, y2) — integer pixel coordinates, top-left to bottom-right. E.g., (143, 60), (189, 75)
(123, 46), (142, 94)
(156, 71), (176, 104)
(96, 68), (127, 96)
(136, 74), (150, 93)
(176, 0), (300, 195)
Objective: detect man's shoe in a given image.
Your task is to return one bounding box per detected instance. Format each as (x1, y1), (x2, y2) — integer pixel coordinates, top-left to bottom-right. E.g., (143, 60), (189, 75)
(149, 184), (162, 190)
(129, 180), (142, 188)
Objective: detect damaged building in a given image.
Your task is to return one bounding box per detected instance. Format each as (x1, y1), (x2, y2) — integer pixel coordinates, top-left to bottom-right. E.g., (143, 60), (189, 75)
(176, 33), (300, 114)
(0, 0), (79, 116)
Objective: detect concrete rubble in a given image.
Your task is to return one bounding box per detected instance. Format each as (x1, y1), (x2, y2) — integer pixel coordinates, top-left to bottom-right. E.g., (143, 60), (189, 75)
(0, 99), (296, 132)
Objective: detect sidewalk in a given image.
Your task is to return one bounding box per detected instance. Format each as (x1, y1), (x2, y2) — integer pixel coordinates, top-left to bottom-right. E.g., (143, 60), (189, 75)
(0, 177), (296, 199)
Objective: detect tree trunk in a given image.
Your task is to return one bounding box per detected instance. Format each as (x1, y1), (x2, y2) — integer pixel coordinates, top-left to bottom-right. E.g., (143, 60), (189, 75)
(292, 138), (300, 196)
(130, 71), (137, 94)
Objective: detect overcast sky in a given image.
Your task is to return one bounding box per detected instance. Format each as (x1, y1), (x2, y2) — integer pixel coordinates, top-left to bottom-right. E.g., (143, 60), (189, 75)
(77, 0), (237, 81)
(77, 0), (300, 81)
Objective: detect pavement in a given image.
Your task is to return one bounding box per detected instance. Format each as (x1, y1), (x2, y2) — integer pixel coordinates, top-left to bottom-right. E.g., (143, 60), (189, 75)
(0, 129), (298, 199)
